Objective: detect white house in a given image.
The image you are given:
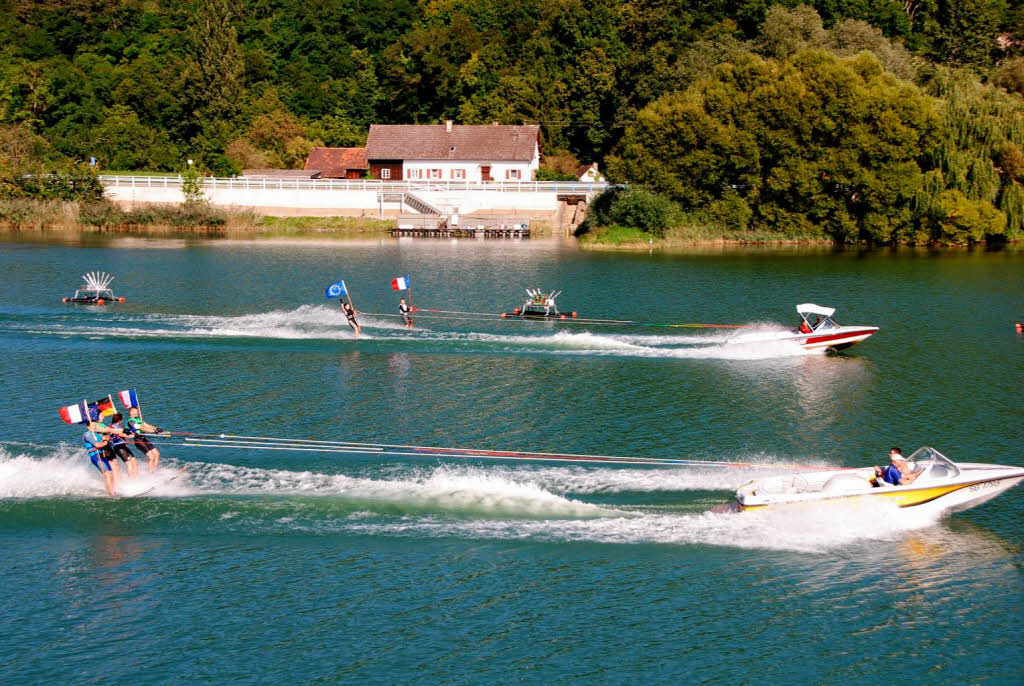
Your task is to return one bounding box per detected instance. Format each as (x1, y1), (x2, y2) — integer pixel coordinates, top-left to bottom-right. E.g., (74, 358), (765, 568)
(364, 121), (540, 182)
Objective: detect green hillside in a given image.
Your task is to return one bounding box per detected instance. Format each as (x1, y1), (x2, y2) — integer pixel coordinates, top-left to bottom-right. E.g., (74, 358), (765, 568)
(1, 1), (1022, 242)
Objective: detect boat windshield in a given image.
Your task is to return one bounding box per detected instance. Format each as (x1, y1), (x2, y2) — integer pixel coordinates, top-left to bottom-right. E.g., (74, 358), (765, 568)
(812, 316), (840, 331)
(904, 446), (959, 482)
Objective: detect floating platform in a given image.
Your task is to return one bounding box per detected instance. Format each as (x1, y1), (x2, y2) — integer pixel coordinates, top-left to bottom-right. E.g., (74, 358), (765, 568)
(62, 271), (126, 305)
(390, 226), (530, 239)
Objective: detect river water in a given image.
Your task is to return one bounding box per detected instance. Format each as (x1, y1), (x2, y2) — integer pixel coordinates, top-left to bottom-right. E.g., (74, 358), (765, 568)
(0, 235), (1022, 684)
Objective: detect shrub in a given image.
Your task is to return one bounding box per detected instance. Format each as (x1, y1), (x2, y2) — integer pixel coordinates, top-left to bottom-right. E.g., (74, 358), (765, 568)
(603, 187), (681, 237)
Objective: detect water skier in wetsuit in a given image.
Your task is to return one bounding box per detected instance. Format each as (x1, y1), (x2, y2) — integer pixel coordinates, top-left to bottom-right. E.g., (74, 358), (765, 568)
(342, 301), (360, 339)
(399, 298), (412, 328)
(125, 406), (167, 471)
(83, 424), (118, 496)
(107, 413), (140, 478)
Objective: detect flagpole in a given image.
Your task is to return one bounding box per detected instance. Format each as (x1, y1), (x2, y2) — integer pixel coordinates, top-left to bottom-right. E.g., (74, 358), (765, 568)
(343, 280), (355, 311)
(408, 283), (414, 327)
(134, 389), (144, 423)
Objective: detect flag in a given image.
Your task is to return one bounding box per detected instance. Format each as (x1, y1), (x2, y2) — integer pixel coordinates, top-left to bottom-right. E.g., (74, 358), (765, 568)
(391, 275), (410, 291)
(58, 400), (90, 425)
(93, 397), (115, 422)
(118, 389), (139, 409)
(325, 281), (347, 298)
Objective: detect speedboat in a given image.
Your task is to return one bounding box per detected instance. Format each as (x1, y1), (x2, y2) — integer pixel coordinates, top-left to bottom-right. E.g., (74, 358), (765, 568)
(729, 303), (877, 352)
(501, 289), (577, 320)
(61, 271), (126, 305)
(725, 447), (1024, 515)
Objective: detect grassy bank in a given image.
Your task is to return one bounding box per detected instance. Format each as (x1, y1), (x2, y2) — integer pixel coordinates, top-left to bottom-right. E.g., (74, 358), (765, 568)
(577, 224), (833, 249)
(0, 200), (393, 237)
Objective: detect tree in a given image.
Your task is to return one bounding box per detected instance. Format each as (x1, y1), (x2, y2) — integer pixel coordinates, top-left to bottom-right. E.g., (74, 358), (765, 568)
(616, 50), (940, 242)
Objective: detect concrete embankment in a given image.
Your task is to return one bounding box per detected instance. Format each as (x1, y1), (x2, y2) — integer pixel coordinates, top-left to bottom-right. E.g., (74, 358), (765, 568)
(101, 176), (606, 232)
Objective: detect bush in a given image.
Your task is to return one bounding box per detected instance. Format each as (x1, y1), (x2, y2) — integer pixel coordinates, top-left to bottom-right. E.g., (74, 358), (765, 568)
(589, 187), (680, 237)
(920, 189), (1005, 244)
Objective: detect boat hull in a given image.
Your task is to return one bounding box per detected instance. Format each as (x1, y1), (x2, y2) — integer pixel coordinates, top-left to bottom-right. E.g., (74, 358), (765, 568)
(730, 326), (878, 352)
(735, 468), (1024, 516)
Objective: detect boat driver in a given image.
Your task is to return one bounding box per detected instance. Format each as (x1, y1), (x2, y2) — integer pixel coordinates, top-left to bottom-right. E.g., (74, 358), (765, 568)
(872, 447), (918, 486)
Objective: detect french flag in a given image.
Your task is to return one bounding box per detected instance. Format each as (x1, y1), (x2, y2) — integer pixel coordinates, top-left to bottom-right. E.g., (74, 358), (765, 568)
(118, 389), (139, 409)
(58, 400), (90, 425)
(391, 275), (410, 291)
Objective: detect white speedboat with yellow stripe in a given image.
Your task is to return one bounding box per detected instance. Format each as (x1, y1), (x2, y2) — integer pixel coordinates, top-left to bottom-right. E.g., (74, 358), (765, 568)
(731, 447), (1024, 514)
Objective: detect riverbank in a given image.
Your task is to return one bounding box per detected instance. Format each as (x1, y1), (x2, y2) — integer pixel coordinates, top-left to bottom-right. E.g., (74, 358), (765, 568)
(0, 199), (393, 237)
(577, 224), (1023, 249)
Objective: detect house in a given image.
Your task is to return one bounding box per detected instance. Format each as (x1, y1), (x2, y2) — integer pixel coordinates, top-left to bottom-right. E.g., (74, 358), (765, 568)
(304, 147), (369, 179)
(576, 163), (606, 183)
(363, 121), (540, 182)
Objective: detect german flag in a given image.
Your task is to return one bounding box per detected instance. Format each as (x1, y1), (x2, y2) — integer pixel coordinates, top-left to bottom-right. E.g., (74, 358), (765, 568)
(92, 396), (116, 422)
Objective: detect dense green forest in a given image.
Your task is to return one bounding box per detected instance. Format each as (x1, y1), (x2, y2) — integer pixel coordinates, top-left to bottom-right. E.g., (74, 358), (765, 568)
(1, 0), (1022, 243)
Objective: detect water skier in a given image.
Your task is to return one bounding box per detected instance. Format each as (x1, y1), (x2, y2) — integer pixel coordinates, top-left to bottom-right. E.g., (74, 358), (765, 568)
(342, 300), (361, 339)
(125, 406), (167, 471)
(107, 413), (140, 478)
(83, 423), (119, 496)
(399, 297), (413, 328)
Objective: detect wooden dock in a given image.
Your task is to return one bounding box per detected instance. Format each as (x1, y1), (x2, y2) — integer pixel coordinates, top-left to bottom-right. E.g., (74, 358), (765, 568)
(390, 226), (530, 239)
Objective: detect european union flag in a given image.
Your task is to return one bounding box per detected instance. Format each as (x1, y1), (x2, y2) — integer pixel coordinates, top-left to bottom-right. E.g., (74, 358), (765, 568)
(325, 281), (347, 298)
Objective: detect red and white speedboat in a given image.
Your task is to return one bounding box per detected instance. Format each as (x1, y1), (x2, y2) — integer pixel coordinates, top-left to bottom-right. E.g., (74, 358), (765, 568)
(731, 304), (878, 353)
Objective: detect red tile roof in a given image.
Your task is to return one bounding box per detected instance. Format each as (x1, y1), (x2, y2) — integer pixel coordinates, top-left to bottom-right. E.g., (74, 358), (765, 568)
(304, 147), (368, 171)
(365, 124), (540, 161)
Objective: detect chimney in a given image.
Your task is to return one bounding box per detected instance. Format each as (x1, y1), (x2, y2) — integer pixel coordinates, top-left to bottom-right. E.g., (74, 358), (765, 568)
(445, 120), (453, 132)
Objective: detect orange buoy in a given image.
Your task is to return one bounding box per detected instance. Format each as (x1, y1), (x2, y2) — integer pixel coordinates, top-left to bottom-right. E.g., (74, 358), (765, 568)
(117, 297), (126, 302)
(61, 297), (69, 303)
(1016, 322), (1023, 333)
(513, 308), (520, 315)
(96, 299), (105, 305)
(571, 311), (577, 318)
(560, 314), (566, 319)
(500, 313), (507, 318)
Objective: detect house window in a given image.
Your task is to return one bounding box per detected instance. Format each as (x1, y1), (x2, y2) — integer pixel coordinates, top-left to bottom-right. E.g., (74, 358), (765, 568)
(451, 169), (466, 180)
(506, 169), (521, 180)
(427, 169), (442, 179)
(407, 168), (421, 179)
(380, 168), (391, 179)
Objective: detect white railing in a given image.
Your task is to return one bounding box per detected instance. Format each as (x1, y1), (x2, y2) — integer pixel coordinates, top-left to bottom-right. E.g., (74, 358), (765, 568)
(98, 175), (609, 194)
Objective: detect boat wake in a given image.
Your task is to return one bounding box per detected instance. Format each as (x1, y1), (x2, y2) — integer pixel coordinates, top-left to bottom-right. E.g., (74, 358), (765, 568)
(9, 306), (818, 359)
(0, 445), (946, 552)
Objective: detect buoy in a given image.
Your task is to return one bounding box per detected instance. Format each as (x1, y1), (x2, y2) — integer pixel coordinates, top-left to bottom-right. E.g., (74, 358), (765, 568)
(513, 308), (520, 315)
(559, 314), (566, 319)
(96, 299), (105, 305)
(571, 311), (577, 318)
(117, 297), (126, 302)
(1016, 322), (1023, 334)
(61, 297), (69, 303)
(500, 313), (507, 318)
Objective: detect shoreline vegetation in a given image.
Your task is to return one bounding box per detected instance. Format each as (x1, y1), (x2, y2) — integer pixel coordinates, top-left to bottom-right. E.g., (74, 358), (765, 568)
(2, 4), (1022, 248)
(0, 199), (393, 237)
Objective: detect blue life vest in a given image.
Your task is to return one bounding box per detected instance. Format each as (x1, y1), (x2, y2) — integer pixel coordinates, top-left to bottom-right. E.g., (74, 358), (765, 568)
(108, 421), (126, 446)
(82, 430), (104, 457)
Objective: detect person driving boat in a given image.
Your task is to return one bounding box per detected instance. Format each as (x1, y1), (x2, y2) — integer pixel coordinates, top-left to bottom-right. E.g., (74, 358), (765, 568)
(872, 447), (921, 486)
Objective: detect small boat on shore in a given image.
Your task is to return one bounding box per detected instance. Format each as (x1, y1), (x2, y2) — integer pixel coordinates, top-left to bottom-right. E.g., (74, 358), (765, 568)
(718, 447), (1024, 515)
(730, 303), (877, 352)
(61, 271), (126, 305)
(501, 289), (577, 320)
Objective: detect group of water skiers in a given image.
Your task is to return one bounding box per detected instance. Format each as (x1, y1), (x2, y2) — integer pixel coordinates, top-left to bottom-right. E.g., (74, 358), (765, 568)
(339, 297), (413, 340)
(82, 408), (167, 496)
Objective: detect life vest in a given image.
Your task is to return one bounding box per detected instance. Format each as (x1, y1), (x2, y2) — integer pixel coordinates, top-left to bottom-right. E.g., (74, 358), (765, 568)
(108, 421), (126, 445)
(82, 430), (104, 457)
(125, 416), (144, 435)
